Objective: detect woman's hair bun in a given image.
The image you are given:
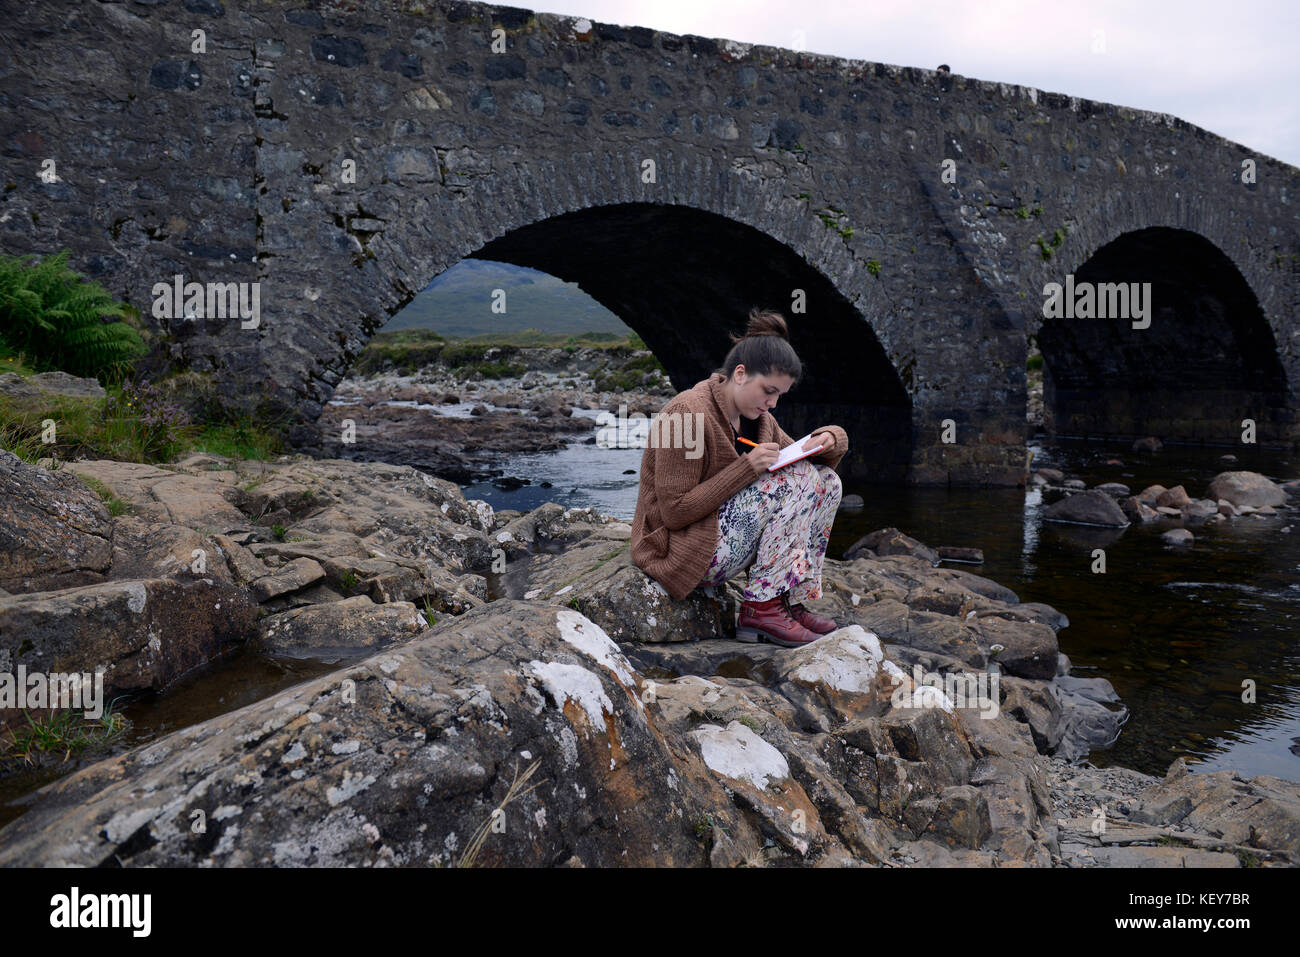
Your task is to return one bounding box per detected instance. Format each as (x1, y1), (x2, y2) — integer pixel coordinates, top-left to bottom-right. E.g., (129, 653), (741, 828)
(717, 307), (802, 382)
(733, 307), (790, 344)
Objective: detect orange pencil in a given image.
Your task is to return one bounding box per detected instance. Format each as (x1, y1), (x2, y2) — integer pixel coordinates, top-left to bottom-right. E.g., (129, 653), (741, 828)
(736, 436), (760, 448)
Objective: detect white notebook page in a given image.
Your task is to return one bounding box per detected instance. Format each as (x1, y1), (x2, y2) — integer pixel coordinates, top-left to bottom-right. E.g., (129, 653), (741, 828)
(767, 433), (825, 471)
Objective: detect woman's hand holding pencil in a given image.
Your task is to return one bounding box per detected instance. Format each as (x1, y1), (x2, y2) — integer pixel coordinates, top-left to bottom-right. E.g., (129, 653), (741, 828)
(737, 436), (780, 476)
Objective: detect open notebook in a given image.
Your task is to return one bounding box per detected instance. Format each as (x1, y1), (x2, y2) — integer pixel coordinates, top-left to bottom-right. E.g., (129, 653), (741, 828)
(768, 433), (826, 471)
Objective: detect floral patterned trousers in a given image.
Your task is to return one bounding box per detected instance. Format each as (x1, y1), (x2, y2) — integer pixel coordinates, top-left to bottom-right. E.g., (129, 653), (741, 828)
(698, 459), (842, 603)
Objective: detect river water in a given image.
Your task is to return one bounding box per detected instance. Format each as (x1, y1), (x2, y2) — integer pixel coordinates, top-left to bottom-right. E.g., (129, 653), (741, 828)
(462, 416), (1300, 784)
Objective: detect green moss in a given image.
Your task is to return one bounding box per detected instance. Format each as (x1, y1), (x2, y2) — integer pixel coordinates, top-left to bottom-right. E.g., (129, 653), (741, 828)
(1035, 226), (1068, 260)
(79, 475), (131, 516)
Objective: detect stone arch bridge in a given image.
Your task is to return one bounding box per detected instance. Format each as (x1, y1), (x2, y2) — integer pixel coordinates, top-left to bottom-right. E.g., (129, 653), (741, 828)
(3, 0), (1298, 484)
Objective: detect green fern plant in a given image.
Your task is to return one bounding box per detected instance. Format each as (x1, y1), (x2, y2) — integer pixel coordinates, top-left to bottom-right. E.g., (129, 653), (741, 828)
(0, 249), (146, 382)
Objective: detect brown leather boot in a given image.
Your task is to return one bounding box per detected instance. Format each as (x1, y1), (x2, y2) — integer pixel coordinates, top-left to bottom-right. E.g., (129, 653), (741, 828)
(782, 594), (839, 634)
(736, 595), (821, 648)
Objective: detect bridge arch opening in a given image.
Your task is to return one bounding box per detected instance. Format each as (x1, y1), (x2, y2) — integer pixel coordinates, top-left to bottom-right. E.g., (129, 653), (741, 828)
(1037, 226), (1290, 447)
(379, 201), (912, 483)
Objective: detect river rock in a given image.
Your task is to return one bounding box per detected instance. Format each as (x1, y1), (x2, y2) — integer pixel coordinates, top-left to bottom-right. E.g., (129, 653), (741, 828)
(972, 601), (1070, 633)
(845, 600), (985, 669)
(1205, 471), (1287, 508)
(1134, 484), (1166, 505)
(1161, 528), (1194, 546)
(1120, 496), (1160, 524)
(934, 567), (1020, 604)
(1180, 500), (1219, 524)
(773, 625), (907, 730)
(107, 516), (236, 585)
(621, 639), (787, 685)
(998, 676), (1065, 753)
(1033, 468), (1064, 484)
(530, 541), (735, 644)
(1132, 436), (1163, 452)
(936, 546), (983, 563)
(838, 494), (865, 510)
(250, 557), (326, 602)
(1155, 485), (1192, 508)
(0, 577), (257, 708)
(259, 594), (428, 659)
(1053, 674), (1129, 762)
(904, 580), (1000, 618)
(1093, 482), (1130, 497)
(843, 527), (938, 564)
(0, 450), (113, 593)
(1129, 759), (1300, 856)
(1042, 490), (1130, 528)
(973, 616), (1059, 679)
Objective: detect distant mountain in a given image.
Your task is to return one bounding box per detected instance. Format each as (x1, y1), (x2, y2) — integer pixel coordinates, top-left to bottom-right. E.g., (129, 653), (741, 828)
(380, 259), (632, 338)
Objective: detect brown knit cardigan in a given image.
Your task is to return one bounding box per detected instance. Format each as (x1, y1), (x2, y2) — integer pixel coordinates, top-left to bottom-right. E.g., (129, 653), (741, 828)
(631, 372), (849, 600)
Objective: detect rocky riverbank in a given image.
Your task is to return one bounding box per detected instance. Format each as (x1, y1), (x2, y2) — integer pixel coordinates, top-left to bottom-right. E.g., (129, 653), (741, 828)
(311, 343), (674, 484)
(2, 446), (1296, 867)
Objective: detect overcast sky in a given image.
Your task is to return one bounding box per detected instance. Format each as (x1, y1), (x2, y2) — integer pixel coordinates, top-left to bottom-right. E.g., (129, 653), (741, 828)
(541, 0), (1300, 167)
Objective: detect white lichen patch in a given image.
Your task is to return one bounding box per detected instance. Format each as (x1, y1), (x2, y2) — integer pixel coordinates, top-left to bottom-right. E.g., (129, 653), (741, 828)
(331, 739), (361, 755)
(688, 722), (789, 791)
(901, 684), (956, 714)
(788, 625), (887, 693)
(468, 499), (493, 530)
(123, 581), (147, 613)
(527, 660), (611, 730)
(640, 577), (669, 600)
(554, 608), (638, 687)
(453, 683), (504, 720)
(104, 806), (158, 844)
(326, 771), (376, 807)
(545, 716), (581, 770)
(282, 741), (307, 764)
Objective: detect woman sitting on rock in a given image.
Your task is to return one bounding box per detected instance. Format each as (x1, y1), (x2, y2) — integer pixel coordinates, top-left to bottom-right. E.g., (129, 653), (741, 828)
(631, 308), (849, 647)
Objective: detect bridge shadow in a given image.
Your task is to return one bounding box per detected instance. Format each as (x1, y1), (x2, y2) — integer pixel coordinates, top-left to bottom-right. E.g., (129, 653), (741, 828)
(472, 202), (912, 483)
(1038, 227), (1291, 447)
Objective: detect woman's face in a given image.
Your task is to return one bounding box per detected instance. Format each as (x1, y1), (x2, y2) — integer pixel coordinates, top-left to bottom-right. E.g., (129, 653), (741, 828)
(732, 365), (795, 419)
